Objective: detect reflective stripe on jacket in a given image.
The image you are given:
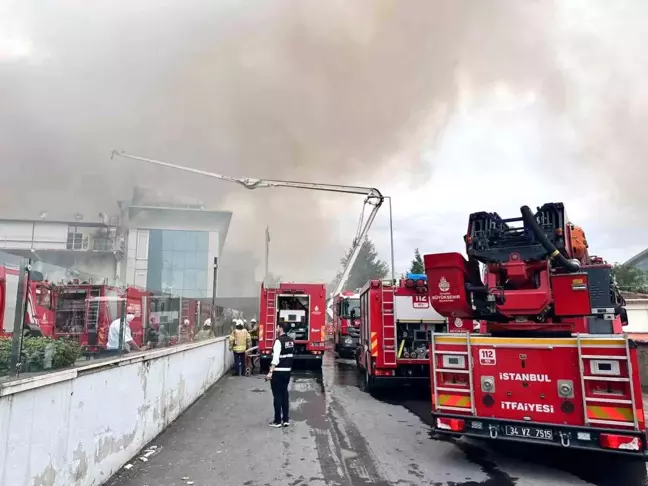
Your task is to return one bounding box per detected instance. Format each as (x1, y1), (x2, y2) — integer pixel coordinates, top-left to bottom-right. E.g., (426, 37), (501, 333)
(230, 329), (251, 353)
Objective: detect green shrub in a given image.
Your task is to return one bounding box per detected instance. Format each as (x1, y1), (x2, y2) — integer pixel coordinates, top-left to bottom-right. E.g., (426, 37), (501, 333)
(0, 336), (83, 375)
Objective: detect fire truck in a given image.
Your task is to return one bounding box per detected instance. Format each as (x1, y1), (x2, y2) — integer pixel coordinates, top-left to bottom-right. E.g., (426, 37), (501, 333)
(258, 282), (327, 370)
(1, 266), (55, 339)
(332, 290), (361, 359)
(424, 203), (646, 456)
(357, 274), (447, 392)
(1, 266), (151, 355)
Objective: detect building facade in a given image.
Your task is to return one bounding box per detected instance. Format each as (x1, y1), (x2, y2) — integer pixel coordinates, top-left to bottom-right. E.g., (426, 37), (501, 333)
(625, 248), (648, 272)
(0, 189), (232, 299)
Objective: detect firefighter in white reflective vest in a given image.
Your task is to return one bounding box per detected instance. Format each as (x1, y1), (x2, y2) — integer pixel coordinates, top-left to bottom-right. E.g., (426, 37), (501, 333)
(229, 321), (251, 376)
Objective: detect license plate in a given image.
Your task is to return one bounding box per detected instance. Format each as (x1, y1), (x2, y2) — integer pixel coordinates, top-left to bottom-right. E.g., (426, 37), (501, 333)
(504, 425), (553, 441)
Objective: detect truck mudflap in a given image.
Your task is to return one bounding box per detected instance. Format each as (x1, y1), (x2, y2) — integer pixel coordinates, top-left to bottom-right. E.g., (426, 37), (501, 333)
(432, 413), (648, 457)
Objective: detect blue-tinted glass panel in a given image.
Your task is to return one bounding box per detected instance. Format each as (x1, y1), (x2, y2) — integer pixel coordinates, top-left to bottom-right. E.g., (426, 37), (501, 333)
(172, 270), (184, 290)
(195, 269), (208, 290)
(184, 270), (197, 290)
(195, 251), (208, 271)
(184, 251), (198, 269)
(172, 252), (185, 269)
(196, 232), (209, 252)
(161, 268), (174, 288)
(162, 231), (174, 251)
(185, 232), (198, 252)
(161, 250), (173, 268)
(173, 231), (186, 251)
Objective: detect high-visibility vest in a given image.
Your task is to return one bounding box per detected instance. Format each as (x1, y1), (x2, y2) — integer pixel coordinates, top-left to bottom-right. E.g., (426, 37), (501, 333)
(274, 335), (294, 373)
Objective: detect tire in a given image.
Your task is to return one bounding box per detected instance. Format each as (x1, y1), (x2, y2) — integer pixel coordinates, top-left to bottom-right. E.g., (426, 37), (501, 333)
(363, 354), (374, 394)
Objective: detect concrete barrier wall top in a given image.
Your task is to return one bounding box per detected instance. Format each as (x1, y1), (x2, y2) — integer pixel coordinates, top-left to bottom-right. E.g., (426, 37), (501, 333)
(0, 337), (233, 486)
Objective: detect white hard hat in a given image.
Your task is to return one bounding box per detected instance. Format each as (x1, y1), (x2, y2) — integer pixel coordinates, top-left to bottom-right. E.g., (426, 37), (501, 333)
(250, 318), (257, 323)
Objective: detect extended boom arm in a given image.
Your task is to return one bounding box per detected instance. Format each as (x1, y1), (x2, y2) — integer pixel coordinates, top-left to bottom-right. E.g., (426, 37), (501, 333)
(111, 151), (385, 317)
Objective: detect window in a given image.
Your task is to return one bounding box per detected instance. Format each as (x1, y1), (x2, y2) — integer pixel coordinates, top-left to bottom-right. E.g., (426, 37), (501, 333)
(136, 230), (149, 260)
(162, 231), (174, 251)
(173, 231), (186, 251)
(196, 233), (209, 252)
(66, 226), (88, 250)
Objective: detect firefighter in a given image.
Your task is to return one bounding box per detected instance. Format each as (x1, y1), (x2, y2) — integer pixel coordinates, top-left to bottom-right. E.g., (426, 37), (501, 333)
(195, 318), (213, 341)
(249, 318), (259, 347)
(229, 320), (251, 376)
(267, 322), (294, 428)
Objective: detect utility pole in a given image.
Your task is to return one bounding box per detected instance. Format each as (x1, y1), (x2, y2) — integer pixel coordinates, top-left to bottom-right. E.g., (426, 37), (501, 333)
(9, 259), (30, 377)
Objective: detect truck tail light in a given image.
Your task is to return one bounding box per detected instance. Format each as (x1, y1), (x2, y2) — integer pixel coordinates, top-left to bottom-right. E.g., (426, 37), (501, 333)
(599, 434), (641, 451)
(436, 417), (465, 432)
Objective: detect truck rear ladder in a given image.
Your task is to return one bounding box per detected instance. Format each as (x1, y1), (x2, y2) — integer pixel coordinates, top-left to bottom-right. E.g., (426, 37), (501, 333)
(577, 333), (639, 431)
(382, 281), (396, 366)
(431, 332), (475, 415)
(264, 288), (277, 346)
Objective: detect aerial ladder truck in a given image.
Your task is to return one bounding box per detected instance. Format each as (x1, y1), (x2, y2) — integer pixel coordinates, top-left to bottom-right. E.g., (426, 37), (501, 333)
(424, 202), (646, 456)
(111, 151), (389, 358)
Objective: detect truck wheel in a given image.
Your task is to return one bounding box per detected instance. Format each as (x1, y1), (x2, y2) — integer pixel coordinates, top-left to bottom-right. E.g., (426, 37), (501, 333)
(363, 355), (374, 393)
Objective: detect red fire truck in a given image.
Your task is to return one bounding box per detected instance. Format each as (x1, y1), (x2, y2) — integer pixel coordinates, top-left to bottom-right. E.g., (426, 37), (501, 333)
(357, 274), (447, 392)
(425, 203), (646, 456)
(1, 266), (151, 355)
(258, 282), (327, 370)
(1, 266), (56, 339)
(333, 290), (361, 359)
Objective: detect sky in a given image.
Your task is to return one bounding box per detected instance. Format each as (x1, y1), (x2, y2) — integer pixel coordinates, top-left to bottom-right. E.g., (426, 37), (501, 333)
(0, 1), (646, 284)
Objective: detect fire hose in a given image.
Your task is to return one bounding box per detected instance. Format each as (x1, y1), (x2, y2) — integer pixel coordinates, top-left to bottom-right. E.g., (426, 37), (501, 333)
(520, 205), (580, 272)
(245, 346), (260, 375)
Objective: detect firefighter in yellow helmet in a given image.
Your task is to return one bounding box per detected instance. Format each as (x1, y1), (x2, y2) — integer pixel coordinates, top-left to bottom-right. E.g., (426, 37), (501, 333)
(229, 320), (251, 376)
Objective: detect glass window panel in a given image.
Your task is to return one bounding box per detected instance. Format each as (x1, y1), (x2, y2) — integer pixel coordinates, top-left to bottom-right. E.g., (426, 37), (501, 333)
(172, 251), (185, 269)
(185, 232), (198, 252)
(196, 232), (209, 252)
(184, 251), (197, 269)
(195, 270), (208, 290)
(195, 251), (208, 270)
(161, 268), (174, 288)
(161, 250), (173, 268)
(172, 270), (184, 291)
(173, 231), (186, 251)
(184, 270), (197, 290)
(162, 231), (174, 251)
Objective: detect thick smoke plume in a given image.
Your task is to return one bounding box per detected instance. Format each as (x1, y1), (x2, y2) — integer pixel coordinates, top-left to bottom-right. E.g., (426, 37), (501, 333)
(0, 1), (645, 282)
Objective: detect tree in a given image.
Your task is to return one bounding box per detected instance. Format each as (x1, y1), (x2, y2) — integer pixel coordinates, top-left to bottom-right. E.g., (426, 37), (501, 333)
(408, 248), (425, 275)
(611, 264), (648, 293)
(331, 237), (390, 292)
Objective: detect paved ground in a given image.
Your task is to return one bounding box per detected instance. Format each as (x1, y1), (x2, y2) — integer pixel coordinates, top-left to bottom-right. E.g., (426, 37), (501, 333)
(107, 350), (648, 486)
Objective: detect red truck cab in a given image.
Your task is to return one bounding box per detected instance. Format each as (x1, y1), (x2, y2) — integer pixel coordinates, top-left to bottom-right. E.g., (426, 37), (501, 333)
(258, 282), (327, 370)
(333, 290), (360, 359)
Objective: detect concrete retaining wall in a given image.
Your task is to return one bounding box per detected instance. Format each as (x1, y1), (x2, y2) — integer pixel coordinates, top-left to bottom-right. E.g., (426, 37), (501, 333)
(0, 337), (233, 486)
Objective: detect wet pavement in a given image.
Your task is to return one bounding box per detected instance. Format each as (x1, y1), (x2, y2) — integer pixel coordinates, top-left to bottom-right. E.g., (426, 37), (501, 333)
(107, 349), (648, 486)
